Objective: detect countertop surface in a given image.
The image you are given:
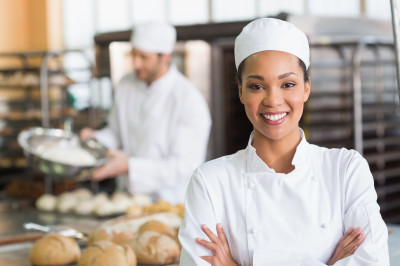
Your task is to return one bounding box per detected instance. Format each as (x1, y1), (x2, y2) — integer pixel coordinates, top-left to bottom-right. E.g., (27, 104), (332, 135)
(0, 207), (399, 265)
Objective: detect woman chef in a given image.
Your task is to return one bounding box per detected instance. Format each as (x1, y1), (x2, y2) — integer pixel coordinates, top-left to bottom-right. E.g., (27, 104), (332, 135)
(178, 18), (389, 265)
(80, 22), (211, 204)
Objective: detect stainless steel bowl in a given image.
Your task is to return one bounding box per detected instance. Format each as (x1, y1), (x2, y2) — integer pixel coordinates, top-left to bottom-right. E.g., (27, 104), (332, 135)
(17, 127), (108, 180)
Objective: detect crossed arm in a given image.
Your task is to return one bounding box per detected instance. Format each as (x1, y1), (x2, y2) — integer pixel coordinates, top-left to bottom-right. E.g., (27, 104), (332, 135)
(196, 223), (365, 266)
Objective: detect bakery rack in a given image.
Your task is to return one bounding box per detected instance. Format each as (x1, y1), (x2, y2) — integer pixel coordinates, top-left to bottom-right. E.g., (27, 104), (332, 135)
(0, 50), (106, 190)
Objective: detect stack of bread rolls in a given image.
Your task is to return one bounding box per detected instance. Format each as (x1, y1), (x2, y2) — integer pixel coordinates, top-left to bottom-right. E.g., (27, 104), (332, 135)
(35, 188), (153, 216)
(86, 211), (183, 265)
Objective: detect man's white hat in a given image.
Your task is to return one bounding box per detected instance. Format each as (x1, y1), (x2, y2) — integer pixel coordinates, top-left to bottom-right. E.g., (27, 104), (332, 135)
(130, 21), (176, 54)
(234, 18), (310, 69)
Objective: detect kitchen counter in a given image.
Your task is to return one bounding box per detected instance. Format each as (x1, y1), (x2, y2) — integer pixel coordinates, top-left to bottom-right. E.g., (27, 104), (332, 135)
(0, 206), (399, 265)
(0, 206), (107, 266)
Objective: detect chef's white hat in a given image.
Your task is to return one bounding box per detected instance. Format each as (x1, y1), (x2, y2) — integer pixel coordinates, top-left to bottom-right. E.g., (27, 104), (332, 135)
(130, 21), (176, 54)
(234, 18), (310, 70)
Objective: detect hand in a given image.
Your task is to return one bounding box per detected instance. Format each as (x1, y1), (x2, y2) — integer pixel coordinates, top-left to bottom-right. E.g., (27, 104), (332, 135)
(92, 149), (129, 181)
(196, 223), (238, 266)
(327, 227), (365, 265)
(80, 127), (96, 141)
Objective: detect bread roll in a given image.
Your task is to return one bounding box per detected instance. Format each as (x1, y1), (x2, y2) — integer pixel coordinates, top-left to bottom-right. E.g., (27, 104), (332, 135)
(29, 233), (81, 265)
(137, 220), (176, 238)
(79, 240), (136, 266)
(99, 212), (182, 233)
(88, 229), (134, 246)
(126, 204), (143, 217)
(131, 231), (180, 265)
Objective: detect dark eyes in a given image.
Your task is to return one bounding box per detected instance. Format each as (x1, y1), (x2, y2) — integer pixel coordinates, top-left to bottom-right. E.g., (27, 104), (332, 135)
(283, 82), (296, 88)
(249, 84), (264, 90)
(248, 82), (296, 90)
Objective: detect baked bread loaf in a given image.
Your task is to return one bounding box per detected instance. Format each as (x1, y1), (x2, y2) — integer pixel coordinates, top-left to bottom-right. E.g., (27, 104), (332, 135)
(99, 212), (182, 234)
(78, 240), (136, 266)
(29, 233), (81, 265)
(131, 231), (180, 265)
(88, 229), (134, 246)
(137, 220), (176, 238)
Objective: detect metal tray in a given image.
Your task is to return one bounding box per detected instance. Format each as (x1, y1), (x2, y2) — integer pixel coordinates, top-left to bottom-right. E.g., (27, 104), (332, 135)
(17, 127), (107, 180)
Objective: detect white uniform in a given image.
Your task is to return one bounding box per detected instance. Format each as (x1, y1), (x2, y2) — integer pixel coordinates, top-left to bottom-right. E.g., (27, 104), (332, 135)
(95, 65), (211, 204)
(179, 129), (389, 265)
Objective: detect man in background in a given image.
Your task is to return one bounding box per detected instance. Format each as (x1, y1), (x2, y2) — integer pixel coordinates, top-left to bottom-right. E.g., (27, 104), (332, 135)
(80, 21), (211, 204)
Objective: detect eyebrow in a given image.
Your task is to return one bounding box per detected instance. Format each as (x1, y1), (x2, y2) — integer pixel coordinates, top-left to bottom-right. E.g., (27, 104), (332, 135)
(245, 75), (264, 81)
(278, 72), (298, 79)
(245, 72), (298, 81)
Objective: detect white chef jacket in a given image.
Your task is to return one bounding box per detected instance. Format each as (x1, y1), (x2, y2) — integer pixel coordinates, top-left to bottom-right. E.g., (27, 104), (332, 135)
(95, 65), (211, 204)
(179, 129), (389, 265)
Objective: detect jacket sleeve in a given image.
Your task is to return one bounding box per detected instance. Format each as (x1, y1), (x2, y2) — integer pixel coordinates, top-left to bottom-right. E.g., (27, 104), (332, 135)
(127, 92), (211, 200)
(331, 152), (390, 265)
(178, 169), (219, 265)
(94, 96), (121, 149)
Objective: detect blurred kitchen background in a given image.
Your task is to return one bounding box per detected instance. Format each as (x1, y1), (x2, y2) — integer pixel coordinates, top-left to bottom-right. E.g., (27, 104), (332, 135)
(0, 0), (400, 223)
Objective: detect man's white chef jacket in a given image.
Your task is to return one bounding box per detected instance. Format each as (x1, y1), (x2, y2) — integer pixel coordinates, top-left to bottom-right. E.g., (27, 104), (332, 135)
(179, 129), (389, 265)
(95, 65), (211, 204)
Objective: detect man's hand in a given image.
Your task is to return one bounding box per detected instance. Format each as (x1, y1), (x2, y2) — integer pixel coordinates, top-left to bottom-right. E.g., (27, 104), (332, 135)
(80, 127), (96, 141)
(196, 223), (239, 266)
(92, 149), (129, 181)
(327, 227), (365, 265)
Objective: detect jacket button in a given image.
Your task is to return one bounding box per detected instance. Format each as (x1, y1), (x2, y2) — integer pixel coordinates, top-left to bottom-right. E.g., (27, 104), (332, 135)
(250, 228), (258, 234)
(321, 222), (327, 229)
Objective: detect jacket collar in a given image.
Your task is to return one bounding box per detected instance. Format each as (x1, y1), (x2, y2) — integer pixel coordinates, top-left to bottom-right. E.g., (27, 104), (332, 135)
(245, 128), (310, 174)
(146, 64), (178, 93)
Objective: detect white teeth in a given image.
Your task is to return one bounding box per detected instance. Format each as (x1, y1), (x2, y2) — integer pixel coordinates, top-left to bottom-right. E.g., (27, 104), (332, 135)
(263, 112), (287, 121)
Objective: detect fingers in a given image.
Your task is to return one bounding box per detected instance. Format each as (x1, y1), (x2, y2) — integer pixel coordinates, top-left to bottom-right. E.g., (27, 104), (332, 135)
(197, 224), (228, 256)
(335, 227), (365, 259)
(200, 256), (213, 263)
(201, 224), (219, 244)
(196, 237), (217, 254)
(92, 165), (108, 180)
(217, 223), (227, 242)
(80, 128), (95, 141)
(216, 223), (229, 253)
(92, 161), (115, 180)
(343, 233), (365, 257)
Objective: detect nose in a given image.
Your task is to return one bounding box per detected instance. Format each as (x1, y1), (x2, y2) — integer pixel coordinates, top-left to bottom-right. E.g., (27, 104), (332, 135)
(262, 87), (284, 107)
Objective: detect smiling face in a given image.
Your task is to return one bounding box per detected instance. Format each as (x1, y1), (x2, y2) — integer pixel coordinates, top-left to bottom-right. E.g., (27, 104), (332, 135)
(238, 50), (311, 144)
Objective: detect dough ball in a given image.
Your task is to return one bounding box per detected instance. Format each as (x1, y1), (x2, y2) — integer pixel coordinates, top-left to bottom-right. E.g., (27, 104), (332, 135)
(130, 194), (152, 207)
(73, 188), (93, 200)
(74, 200), (95, 215)
(56, 192), (78, 213)
(94, 199), (117, 216)
(36, 194), (57, 211)
(92, 192), (109, 207)
(112, 193), (133, 213)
